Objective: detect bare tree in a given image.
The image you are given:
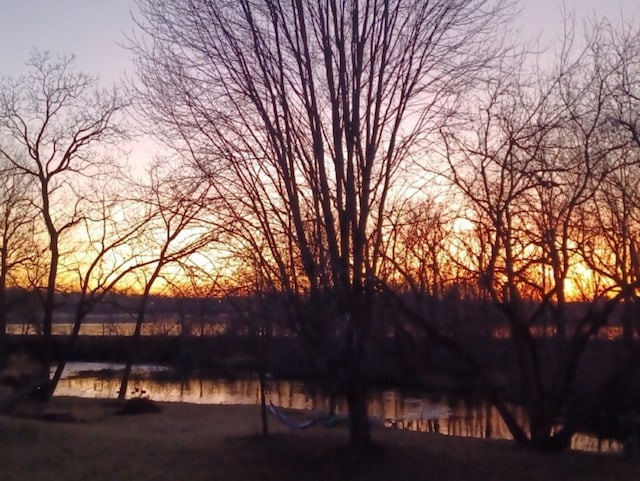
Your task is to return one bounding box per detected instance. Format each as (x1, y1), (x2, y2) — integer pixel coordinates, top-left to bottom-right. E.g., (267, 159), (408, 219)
(382, 197), (455, 298)
(435, 18), (639, 450)
(0, 51), (129, 382)
(577, 19), (640, 344)
(117, 161), (216, 400)
(130, 0), (512, 448)
(0, 160), (38, 350)
(47, 177), (169, 395)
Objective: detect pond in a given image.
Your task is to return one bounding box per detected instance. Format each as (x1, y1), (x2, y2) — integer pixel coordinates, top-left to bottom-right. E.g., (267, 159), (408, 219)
(10, 321), (624, 339)
(53, 362), (621, 453)
(8, 320), (227, 336)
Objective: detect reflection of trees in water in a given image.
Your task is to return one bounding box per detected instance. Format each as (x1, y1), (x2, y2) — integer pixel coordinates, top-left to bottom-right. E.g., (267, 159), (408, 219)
(53, 370), (620, 452)
(573, 435), (620, 452)
(8, 320), (229, 336)
(443, 400), (516, 440)
(9, 320), (631, 339)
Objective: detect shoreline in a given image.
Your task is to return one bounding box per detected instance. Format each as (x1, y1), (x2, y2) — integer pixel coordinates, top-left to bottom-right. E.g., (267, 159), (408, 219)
(2, 396), (637, 481)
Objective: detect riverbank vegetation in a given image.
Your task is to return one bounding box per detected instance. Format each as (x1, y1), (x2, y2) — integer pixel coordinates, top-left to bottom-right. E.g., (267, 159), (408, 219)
(2, 397), (638, 481)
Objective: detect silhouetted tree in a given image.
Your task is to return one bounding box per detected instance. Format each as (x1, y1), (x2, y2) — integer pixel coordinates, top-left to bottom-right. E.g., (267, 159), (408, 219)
(438, 17), (639, 451)
(576, 18), (640, 345)
(118, 161), (215, 400)
(0, 51), (128, 381)
(130, 0), (512, 449)
(0, 160), (38, 351)
(48, 179), (167, 395)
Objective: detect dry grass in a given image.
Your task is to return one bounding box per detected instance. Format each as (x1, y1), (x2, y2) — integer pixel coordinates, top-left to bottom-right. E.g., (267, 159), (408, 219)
(1, 397), (639, 481)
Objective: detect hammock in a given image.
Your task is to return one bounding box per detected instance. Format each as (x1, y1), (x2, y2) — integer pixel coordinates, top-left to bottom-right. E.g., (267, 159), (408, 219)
(268, 401), (324, 430)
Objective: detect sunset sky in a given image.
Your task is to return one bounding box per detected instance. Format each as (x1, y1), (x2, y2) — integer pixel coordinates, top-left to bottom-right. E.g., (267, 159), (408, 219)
(1, 0), (638, 82)
(0, 0), (638, 170)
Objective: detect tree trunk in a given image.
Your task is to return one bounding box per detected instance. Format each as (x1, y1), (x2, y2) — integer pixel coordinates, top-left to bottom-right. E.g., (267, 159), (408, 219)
(41, 269), (55, 385)
(0, 256), (6, 354)
(516, 400), (573, 452)
(622, 299), (634, 347)
(528, 423), (573, 452)
(119, 261), (163, 401)
(346, 381), (371, 450)
(119, 314), (144, 401)
(48, 307), (87, 396)
(329, 392), (337, 418)
(41, 180), (59, 387)
(119, 295), (151, 401)
(344, 302), (372, 449)
(259, 367), (269, 437)
(258, 316), (271, 437)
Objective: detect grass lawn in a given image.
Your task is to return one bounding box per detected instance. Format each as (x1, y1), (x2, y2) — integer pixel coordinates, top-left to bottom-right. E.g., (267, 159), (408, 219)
(1, 397), (639, 481)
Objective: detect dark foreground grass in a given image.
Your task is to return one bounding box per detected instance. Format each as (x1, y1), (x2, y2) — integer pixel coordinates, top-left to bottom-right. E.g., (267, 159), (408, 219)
(1, 397), (639, 481)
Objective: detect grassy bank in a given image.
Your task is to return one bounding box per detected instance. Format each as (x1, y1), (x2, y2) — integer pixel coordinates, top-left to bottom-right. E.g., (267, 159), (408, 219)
(1, 397), (638, 481)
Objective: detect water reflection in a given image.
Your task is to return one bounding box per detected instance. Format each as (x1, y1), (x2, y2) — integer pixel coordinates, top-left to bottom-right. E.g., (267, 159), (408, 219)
(8, 321), (227, 336)
(10, 321), (629, 339)
(53, 362), (620, 453)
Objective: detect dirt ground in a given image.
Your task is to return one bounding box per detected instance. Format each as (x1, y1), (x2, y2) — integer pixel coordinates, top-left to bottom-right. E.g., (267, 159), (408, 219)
(1, 397), (639, 481)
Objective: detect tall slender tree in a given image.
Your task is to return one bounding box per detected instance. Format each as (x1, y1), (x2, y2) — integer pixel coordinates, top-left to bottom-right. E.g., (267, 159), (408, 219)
(130, 0), (512, 447)
(0, 51), (128, 381)
(0, 160), (38, 351)
(118, 161), (215, 400)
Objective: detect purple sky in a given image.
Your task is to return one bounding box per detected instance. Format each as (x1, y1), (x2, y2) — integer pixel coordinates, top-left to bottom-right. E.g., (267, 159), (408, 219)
(0, 0), (134, 83)
(0, 0), (637, 167)
(0, 0), (637, 83)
